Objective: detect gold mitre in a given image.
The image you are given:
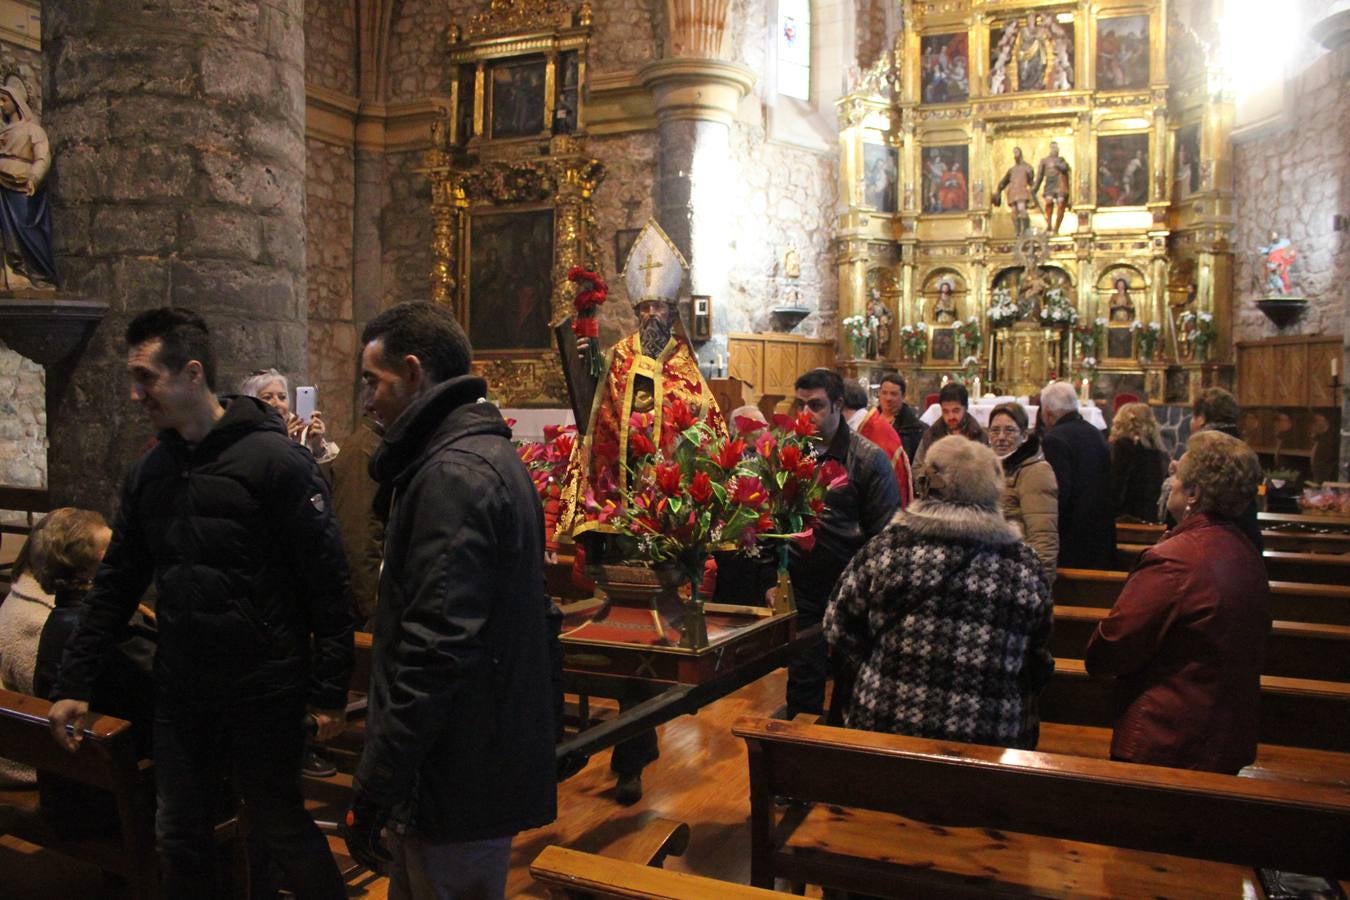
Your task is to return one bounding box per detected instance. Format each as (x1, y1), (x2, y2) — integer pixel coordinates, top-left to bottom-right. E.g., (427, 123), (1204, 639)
(623, 219), (688, 307)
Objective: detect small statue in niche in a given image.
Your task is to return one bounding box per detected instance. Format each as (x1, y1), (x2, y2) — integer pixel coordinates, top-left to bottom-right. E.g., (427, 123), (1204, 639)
(783, 245), (801, 280)
(932, 278), (958, 324)
(1257, 230), (1298, 295)
(1108, 276), (1136, 324)
(993, 147), (1036, 236)
(867, 289), (893, 359)
(0, 75), (56, 290)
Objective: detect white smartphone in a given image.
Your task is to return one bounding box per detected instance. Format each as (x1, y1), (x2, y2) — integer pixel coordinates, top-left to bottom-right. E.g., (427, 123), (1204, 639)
(294, 386), (317, 423)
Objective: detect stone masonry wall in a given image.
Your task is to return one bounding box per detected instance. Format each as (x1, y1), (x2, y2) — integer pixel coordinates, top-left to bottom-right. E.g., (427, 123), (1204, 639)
(0, 39), (45, 491)
(1232, 50), (1349, 342)
(304, 0), (355, 95)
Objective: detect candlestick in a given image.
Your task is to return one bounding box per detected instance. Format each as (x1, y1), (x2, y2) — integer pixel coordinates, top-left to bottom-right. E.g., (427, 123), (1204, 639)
(1333, 356), (1339, 378)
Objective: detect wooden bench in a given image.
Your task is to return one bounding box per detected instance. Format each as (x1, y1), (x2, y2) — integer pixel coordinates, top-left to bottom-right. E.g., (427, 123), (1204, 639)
(1049, 605), (1350, 682)
(530, 817), (780, 898)
(1055, 568), (1350, 627)
(1116, 543), (1350, 585)
(1117, 520), (1350, 555)
(734, 715), (1350, 898)
(1041, 657), (1350, 753)
(0, 689), (162, 898)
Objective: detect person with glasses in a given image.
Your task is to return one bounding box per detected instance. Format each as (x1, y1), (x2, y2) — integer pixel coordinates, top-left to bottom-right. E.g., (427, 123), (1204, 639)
(988, 402), (1059, 581)
(239, 368), (340, 465)
(785, 369), (899, 721)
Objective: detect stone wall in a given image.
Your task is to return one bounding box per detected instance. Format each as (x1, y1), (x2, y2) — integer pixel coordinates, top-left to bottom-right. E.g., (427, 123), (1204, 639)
(1231, 50), (1349, 343)
(306, 137), (357, 433)
(0, 39), (44, 491)
(304, 0), (355, 95)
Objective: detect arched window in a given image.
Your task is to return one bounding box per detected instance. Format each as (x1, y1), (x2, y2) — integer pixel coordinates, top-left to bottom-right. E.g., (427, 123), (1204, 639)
(777, 0), (812, 100)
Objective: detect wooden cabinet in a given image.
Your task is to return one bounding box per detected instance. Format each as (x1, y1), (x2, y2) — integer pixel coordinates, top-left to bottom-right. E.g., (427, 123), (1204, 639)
(1235, 335), (1342, 478)
(727, 333), (835, 404)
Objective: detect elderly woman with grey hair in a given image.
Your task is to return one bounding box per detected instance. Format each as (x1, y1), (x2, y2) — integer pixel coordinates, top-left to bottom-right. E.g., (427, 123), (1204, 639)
(239, 368), (340, 464)
(825, 435), (1054, 749)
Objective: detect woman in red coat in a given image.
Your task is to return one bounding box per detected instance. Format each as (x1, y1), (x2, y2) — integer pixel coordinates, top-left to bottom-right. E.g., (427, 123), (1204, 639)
(1085, 430), (1269, 774)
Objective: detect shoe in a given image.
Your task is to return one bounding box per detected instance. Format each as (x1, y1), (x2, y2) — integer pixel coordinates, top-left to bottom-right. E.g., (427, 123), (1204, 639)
(302, 748), (337, 779)
(615, 772), (643, 805)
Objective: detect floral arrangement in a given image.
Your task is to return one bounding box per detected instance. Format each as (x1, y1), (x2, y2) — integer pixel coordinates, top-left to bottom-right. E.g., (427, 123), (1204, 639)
(954, 316), (982, 357)
(899, 322), (928, 358)
(960, 354), (982, 383)
(516, 424), (577, 502)
(1072, 317), (1106, 356)
(568, 265), (609, 377)
(585, 402), (844, 583)
(842, 314), (873, 357)
(1179, 310), (1217, 356)
(987, 286), (1018, 328)
(1131, 320), (1163, 360)
(1038, 287), (1078, 327)
(1077, 355), (1098, 381)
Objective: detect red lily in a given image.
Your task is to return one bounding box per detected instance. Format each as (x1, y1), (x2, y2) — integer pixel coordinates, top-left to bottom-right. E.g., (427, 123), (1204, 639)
(734, 414), (768, 436)
(779, 443), (802, 471)
(714, 439), (747, 470)
(792, 411), (817, 438)
(789, 528), (816, 551)
(665, 397), (698, 431)
(655, 462), (683, 496)
(820, 459), (849, 490)
(688, 471), (714, 504)
(629, 430), (656, 457)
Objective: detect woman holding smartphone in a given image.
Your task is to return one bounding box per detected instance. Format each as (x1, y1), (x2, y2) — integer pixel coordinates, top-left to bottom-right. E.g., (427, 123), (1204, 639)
(240, 368), (340, 464)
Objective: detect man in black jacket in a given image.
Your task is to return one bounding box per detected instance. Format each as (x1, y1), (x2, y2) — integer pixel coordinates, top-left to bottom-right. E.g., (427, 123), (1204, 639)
(1041, 380), (1116, 568)
(346, 302), (557, 896)
(48, 308), (353, 898)
(878, 372), (925, 464)
(787, 369), (900, 719)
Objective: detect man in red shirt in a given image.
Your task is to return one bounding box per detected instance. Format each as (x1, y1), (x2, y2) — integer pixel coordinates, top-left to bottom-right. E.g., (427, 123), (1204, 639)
(843, 380), (913, 508)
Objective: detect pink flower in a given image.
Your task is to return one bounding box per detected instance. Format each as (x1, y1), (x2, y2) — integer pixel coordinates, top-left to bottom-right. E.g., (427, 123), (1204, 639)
(731, 475), (768, 508)
(820, 459), (849, 491)
(789, 528), (816, 552)
(754, 431), (777, 458)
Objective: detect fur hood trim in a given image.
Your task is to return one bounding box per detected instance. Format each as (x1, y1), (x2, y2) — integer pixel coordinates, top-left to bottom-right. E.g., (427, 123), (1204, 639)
(893, 499), (1021, 546)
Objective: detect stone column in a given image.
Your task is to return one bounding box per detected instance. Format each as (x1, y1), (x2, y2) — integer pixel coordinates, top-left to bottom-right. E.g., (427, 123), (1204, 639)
(640, 3), (752, 356)
(43, 0), (307, 512)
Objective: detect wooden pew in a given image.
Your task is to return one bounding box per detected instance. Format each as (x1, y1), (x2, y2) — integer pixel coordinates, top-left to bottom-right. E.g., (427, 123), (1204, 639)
(1055, 568), (1350, 627)
(733, 715), (1350, 898)
(1049, 605), (1350, 682)
(0, 688), (216, 899)
(1041, 657), (1350, 753)
(530, 817), (780, 899)
(1117, 520), (1350, 555)
(1116, 543), (1350, 585)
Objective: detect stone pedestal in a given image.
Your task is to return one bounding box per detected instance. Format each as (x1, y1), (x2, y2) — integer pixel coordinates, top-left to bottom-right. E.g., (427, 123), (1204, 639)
(43, 1), (308, 512)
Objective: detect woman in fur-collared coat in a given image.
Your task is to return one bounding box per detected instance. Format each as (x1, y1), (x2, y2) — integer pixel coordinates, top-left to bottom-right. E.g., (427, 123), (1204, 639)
(825, 435), (1055, 750)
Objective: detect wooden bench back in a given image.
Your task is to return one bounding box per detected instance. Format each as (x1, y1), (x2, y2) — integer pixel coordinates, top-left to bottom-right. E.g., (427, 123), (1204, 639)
(733, 715), (1350, 885)
(1115, 544), (1350, 587)
(1117, 520), (1350, 554)
(1049, 606), (1350, 682)
(1055, 568), (1350, 627)
(1041, 657), (1350, 753)
(0, 688), (141, 792)
(530, 845), (779, 899)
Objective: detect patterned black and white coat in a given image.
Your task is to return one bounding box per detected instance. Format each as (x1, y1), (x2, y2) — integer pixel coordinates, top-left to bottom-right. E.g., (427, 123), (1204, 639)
(824, 500), (1055, 750)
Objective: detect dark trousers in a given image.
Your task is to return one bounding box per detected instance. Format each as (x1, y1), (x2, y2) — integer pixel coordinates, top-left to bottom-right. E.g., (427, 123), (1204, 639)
(153, 691), (345, 899)
(610, 682), (661, 777)
(785, 588), (830, 719)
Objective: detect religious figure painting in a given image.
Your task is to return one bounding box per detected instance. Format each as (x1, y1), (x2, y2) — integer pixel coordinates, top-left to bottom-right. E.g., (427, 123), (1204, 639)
(468, 209), (555, 351)
(1096, 16), (1149, 90)
(489, 57), (547, 140)
(921, 32), (969, 103)
(1173, 124), (1200, 199)
(1097, 134), (1149, 207)
(990, 15), (1073, 94)
(930, 327), (957, 362)
(1106, 326), (1134, 360)
(863, 142), (897, 212)
(921, 146), (969, 214)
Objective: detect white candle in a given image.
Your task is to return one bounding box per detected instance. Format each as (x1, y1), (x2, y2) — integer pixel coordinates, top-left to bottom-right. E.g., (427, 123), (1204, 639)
(1334, 357), (1340, 378)
(941, 375), (949, 387)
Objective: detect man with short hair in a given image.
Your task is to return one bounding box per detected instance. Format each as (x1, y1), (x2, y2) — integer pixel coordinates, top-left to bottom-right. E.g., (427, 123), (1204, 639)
(1041, 380), (1116, 568)
(913, 381), (988, 468)
(787, 369), (899, 719)
(346, 301), (558, 896)
(877, 372), (925, 464)
(49, 307), (353, 897)
(842, 380), (913, 508)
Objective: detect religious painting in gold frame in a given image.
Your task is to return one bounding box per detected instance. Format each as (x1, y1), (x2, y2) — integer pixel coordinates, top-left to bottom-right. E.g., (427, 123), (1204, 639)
(467, 207), (555, 352)
(489, 56), (549, 140)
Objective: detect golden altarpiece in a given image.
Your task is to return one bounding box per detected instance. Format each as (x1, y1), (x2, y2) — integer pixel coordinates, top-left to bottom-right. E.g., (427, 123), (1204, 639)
(425, 0), (605, 407)
(836, 0), (1235, 403)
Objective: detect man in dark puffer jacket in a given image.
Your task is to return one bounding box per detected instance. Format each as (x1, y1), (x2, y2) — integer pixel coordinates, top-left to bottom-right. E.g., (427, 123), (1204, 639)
(344, 302), (557, 897)
(49, 307), (353, 899)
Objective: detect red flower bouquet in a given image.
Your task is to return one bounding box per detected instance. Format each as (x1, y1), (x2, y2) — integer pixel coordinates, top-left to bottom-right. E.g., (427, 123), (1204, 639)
(568, 265), (609, 378)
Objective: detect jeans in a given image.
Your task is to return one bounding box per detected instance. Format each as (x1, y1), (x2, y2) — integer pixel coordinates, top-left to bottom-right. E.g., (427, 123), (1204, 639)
(388, 832), (513, 900)
(153, 691), (345, 899)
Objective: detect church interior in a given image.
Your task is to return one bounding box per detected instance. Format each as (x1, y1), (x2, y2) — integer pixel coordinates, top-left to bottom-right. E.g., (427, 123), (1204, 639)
(1, 0), (1349, 896)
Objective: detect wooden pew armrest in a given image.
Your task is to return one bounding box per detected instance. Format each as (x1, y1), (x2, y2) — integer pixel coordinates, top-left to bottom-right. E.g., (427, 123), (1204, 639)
(605, 817), (690, 868)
